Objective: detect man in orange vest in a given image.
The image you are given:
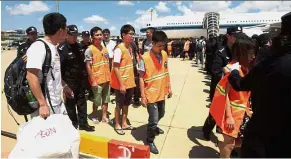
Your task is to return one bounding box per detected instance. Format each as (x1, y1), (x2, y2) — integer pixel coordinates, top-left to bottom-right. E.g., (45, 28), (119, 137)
(85, 27), (111, 124)
(139, 31), (172, 154)
(110, 24), (137, 135)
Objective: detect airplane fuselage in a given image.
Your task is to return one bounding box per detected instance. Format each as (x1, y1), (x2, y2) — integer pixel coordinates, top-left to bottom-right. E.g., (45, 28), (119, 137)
(140, 12), (287, 39)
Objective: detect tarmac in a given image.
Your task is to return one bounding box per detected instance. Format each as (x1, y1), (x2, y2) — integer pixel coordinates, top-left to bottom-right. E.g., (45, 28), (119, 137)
(1, 50), (220, 158)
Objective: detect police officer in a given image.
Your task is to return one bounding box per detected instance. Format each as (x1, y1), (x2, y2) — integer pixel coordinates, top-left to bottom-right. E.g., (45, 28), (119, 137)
(58, 25), (95, 131)
(79, 31), (92, 98)
(202, 26), (247, 140)
(17, 26), (38, 58)
(80, 31), (91, 51)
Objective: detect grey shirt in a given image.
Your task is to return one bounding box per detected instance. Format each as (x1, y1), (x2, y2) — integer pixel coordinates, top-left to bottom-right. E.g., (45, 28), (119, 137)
(138, 52), (162, 77)
(143, 40), (153, 54)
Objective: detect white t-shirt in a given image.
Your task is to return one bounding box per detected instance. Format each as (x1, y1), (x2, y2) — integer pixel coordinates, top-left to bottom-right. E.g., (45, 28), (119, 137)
(26, 38), (63, 107)
(113, 47), (133, 64)
(101, 40), (116, 59)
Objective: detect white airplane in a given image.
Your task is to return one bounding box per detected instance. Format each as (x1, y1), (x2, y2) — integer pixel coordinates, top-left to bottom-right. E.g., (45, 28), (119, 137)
(140, 11), (288, 38)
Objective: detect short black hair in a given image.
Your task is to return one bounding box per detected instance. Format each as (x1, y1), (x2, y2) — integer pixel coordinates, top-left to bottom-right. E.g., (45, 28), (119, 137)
(120, 24), (135, 38)
(90, 27), (102, 37)
(152, 31), (168, 43)
(43, 12), (66, 36)
(102, 29), (110, 34)
(146, 27), (155, 32)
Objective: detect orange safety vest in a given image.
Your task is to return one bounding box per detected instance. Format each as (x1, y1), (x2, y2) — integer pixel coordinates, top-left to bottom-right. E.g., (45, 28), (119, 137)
(210, 62), (250, 138)
(88, 45), (110, 85)
(110, 43), (136, 90)
(142, 50), (170, 103)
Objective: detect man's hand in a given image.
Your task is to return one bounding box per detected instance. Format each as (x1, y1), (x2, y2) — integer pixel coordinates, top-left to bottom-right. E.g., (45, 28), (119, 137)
(230, 62), (240, 71)
(92, 81), (98, 88)
(167, 88), (173, 98)
(63, 85), (74, 99)
(120, 84), (126, 94)
(141, 96), (148, 107)
(39, 104), (50, 118)
(226, 116), (235, 131)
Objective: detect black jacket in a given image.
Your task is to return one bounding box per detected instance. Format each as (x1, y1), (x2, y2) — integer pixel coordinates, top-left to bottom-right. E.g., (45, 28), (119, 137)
(228, 53), (291, 157)
(58, 41), (85, 86)
(211, 46), (231, 77)
(255, 45), (272, 64)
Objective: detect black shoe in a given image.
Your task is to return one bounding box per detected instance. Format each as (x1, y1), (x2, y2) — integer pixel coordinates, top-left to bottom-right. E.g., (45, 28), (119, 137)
(148, 142), (159, 154)
(79, 125), (95, 132)
(73, 124), (78, 129)
(157, 127), (164, 134)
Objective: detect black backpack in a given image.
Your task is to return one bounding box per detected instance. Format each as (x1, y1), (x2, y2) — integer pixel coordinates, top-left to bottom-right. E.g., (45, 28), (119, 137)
(4, 39), (54, 115)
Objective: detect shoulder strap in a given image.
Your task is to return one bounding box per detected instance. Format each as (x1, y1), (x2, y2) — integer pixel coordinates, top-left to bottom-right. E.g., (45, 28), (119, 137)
(35, 39), (55, 114)
(142, 39), (147, 54)
(102, 40), (107, 47)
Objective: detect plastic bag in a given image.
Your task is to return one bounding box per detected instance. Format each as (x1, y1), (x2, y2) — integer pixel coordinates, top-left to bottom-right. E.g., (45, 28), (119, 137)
(9, 114), (80, 158)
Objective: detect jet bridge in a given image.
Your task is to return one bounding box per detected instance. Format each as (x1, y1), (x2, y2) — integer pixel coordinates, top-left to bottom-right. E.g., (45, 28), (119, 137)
(203, 12), (220, 38)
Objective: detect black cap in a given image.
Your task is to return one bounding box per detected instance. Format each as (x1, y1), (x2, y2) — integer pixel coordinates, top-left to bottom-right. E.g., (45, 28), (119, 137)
(227, 26), (243, 35)
(281, 12), (291, 34)
(251, 34), (259, 40)
(67, 25), (78, 35)
(82, 31), (90, 36)
(259, 33), (271, 45)
(26, 26), (37, 34)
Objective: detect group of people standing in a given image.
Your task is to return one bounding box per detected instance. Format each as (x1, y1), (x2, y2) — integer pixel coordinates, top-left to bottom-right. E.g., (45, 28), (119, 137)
(14, 10), (291, 157)
(201, 12), (291, 158)
(18, 12), (171, 155)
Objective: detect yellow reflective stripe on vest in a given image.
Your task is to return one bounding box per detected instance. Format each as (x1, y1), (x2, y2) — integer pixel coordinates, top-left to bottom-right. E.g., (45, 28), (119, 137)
(92, 61), (108, 67)
(121, 75), (129, 79)
(230, 101), (247, 110)
(223, 65), (231, 73)
(93, 71), (102, 76)
(144, 72), (169, 83)
(119, 64), (133, 70)
(216, 84), (226, 95)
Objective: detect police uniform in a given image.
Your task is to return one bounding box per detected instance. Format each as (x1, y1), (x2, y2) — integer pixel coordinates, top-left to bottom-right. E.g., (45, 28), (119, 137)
(202, 26), (242, 140)
(16, 26), (37, 58)
(58, 25), (94, 132)
(79, 31), (92, 96)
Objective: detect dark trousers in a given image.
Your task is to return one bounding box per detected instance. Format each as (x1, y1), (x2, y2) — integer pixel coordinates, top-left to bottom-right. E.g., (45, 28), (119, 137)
(65, 83), (88, 127)
(147, 100), (165, 143)
(189, 51), (194, 60)
(205, 54), (213, 73)
(202, 113), (216, 135)
(210, 74), (221, 101)
(133, 76), (141, 102)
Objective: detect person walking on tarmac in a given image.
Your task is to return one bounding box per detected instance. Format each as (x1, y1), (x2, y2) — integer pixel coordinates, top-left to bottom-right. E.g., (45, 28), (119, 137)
(205, 34), (218, 74)
(79, 31), (92, 99)
(58, 25), (95, 131)
(139, 31), (172, 154)
(196, 36), (206, 69)
(202, 26), (246, 140)
(110, 24), (137, 135)
(101, 29), (117, 96)
(130, 39), (141, 106)
(85, 27), (111, 124)
(17, 26), (38, 58)
(210, 36), (255, 158)
(228, 12), (291, 158)
(141, 27), (154, 55)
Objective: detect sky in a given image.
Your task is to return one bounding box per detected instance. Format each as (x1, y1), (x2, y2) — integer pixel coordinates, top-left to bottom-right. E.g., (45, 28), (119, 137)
(2, 1), (291, 36)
